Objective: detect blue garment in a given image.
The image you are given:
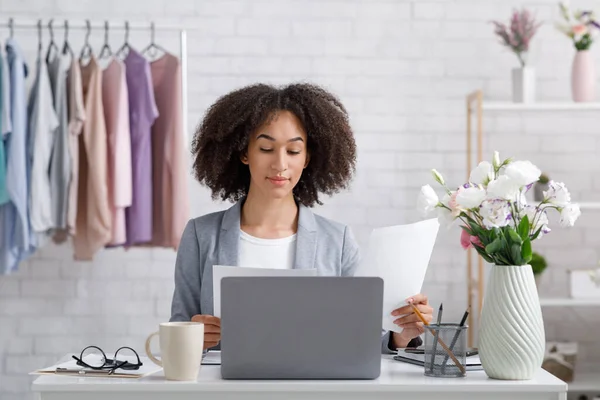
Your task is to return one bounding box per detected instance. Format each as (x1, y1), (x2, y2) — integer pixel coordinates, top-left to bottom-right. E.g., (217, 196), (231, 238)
(1, 39), (31, 273)
(0, 50), (9, 206)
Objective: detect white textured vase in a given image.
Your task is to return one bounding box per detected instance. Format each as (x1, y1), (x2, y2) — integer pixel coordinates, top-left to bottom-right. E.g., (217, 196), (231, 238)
(571, 50), (596, 102)
(478, 264), (545, 380)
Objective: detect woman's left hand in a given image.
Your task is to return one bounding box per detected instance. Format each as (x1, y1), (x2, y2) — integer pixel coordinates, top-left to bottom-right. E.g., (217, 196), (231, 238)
(391, 293), (433, 341)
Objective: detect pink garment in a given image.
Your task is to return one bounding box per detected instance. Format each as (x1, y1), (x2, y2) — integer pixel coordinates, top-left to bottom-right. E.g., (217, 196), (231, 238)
(74, 57), (111, 260)
(150, 53), (189, 250)
(102, 59), (132, 246)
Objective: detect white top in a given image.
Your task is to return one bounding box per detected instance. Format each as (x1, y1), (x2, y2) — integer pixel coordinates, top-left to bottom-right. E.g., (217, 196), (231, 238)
(31, 356), (567, 394)
(238, 230), (296, 269)
(29, 58), (59, 233)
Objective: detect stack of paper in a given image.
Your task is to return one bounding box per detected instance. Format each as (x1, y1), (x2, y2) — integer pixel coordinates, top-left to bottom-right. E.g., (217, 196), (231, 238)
(212, 265), (317, 318)
(31, 354), (162, 378)
(355, 218), (440, 333)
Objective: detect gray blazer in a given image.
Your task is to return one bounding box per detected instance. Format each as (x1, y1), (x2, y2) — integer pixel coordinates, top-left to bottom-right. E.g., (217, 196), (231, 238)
(169, 199), (419, 353)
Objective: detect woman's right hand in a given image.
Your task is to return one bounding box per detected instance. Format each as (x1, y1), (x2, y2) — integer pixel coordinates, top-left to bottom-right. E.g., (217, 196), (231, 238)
(191, 315), (221, 349)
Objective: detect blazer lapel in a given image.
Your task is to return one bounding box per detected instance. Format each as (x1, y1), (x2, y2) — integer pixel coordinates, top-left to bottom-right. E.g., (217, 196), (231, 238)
(294, 204), (317, 270)
(217, 201), (242, 267)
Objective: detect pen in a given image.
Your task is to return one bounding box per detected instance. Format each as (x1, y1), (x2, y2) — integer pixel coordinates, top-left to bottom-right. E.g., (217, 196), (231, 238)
(440, 308), (469, 372)
(429, 303), (443, 372)
(55, 368), (114, 375)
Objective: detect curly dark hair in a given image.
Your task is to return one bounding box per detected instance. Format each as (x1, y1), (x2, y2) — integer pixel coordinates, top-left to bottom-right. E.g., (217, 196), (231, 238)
(191, 82), (357, 207)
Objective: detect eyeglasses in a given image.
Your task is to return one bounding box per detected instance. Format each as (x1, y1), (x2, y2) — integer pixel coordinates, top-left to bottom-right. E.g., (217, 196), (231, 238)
(72, 346), (143, 374)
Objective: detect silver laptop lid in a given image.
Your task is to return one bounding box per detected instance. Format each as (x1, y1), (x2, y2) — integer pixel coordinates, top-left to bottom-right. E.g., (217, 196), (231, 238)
(221, 276), (383, 379)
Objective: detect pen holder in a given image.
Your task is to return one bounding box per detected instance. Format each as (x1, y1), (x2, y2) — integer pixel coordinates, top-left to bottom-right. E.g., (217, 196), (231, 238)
(424, 323), (467, 378)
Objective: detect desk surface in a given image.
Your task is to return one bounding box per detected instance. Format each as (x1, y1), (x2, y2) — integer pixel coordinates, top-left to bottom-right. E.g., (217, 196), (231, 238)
(32, 355), (567, 394)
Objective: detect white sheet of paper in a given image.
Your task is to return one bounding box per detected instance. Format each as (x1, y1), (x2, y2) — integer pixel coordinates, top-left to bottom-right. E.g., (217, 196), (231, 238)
(202, 350), (222, 365)
(212, 265), (317, 318)
(355, 218), (439, 333)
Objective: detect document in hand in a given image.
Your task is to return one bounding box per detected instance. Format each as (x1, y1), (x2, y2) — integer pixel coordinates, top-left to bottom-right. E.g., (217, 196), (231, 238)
(355, 218), (439, 333)
(212, 265), (317, 318)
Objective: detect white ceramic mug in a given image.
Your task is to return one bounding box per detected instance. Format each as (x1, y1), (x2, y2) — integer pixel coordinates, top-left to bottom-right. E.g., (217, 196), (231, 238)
(145, 322), (205, 381)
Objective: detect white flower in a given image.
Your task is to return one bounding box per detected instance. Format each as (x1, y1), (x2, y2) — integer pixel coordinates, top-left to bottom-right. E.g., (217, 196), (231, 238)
(487, 175), (521, 201)
(469, 161), (494, 185)
(431, 169), (445, 186)
(504, 160), (541, 186)
(418, 185), (439, 217)
(441, 190), (463, 217)
(544, 181), (572, 206)
(559, 203), (581, 227)
(436, 207), (456, 228)
(480, 199), (512, 229)
(493, 151), (501, 169)
(455, 185), (486, 209)
(520, 205), (550, 238)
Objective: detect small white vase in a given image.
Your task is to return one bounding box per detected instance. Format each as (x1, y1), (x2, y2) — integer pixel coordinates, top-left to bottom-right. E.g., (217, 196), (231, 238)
(512, 66), (536, 103)
(571, 50), (596, 102)
(478, 264), (545, 380)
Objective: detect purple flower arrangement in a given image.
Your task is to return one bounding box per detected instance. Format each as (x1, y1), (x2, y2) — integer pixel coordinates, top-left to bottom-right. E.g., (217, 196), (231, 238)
(492, 8), (542, 67)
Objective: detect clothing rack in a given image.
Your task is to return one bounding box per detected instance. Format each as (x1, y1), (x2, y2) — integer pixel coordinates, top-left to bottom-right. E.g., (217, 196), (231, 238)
(0, 18), (189, 145)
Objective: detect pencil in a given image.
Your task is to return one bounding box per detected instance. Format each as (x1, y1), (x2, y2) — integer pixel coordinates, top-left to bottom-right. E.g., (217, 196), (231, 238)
(429, 303), (443, 372)
(409, 302), (466, 375)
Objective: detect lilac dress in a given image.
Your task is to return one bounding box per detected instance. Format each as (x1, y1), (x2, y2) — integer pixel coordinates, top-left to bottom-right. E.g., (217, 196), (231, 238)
(124, 50), (158, 245)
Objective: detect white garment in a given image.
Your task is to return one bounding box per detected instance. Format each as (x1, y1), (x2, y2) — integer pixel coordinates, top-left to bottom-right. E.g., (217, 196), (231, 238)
(29, 58), (59, 232)
(238, 230), (297, 269)
(1, 53), (11, 137)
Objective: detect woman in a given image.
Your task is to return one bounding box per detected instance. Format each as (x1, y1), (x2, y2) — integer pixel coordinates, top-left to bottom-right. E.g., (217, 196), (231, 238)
(170, 83), (432, 353)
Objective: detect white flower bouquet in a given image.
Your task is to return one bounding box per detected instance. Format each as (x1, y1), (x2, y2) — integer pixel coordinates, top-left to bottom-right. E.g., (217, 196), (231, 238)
(418, 152), (581, 266)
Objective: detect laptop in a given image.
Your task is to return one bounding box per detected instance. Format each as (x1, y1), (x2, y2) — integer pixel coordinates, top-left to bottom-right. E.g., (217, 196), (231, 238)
(220, 276), (384, 380)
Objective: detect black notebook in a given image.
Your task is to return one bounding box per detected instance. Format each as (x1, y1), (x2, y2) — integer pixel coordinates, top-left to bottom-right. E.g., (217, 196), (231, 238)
(393, 351), (483, 371)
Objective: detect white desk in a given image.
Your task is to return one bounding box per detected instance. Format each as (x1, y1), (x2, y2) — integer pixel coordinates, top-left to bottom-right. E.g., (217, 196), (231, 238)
(32, 355), (567, 400)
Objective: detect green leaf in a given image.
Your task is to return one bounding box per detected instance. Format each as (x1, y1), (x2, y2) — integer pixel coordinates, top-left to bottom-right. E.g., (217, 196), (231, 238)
(485, 238), (503, 254)
(473, 244), (494, 263)
(508, 228), (523, 245)
(518, 215), (530, 241)
(468, 220), (482, 236)
(531, 226), (543, 241)
(460, 225), (474, 236)
(511, 244), (524, 265)
(521, 239), (532, 263)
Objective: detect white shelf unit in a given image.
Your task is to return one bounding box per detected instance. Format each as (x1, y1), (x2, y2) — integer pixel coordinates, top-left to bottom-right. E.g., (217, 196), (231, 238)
(467, 92), (600, 392)
(465, 90), (600, 336)
(540, 298), (600, 306)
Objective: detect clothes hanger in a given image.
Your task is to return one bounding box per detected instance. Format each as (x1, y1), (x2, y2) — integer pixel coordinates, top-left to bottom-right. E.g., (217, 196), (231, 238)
(116, 21), (131, 59)
(79, 20), (93, 60)
(98, 21), (112, 59)
(8, 17), (14, 38)
(45, 19), (59, 63)
(62, 20), (74, 58)
(141, 22), (167, 60)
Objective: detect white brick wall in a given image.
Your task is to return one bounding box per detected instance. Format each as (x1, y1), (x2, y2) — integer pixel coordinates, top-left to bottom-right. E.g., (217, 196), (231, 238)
(1, 0), (600, 398)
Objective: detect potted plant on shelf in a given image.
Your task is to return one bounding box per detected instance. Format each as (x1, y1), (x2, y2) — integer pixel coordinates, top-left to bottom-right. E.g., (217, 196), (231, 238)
(492, 8), (542, 103)
(556, 2), (600, 102)
(418, 151), (581, 380)
(530, 251), (548, 287)
(534, 173), (550, 202)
